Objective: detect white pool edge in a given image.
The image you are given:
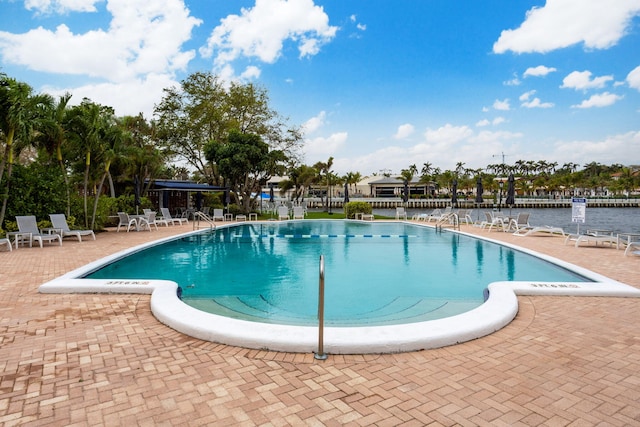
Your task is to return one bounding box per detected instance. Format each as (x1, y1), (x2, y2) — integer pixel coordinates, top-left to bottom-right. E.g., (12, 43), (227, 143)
(38, 221), (640, 354)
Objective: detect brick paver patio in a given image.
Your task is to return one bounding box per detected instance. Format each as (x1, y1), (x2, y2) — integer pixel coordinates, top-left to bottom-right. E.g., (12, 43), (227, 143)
(1, 221), (639, 426)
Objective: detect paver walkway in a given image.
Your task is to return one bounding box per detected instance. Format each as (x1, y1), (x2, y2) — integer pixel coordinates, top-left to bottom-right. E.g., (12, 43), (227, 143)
(1, 221), (639, 426)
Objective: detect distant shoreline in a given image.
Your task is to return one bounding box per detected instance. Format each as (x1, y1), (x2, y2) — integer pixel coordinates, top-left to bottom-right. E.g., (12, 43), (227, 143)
(300, 197), (640, 209)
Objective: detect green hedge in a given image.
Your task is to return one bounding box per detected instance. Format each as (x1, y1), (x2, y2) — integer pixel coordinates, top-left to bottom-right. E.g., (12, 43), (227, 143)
(344, 201), (372, 219)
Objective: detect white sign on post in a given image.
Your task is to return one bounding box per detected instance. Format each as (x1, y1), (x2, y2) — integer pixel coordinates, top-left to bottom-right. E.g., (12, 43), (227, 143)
(571, 197), (586, 234)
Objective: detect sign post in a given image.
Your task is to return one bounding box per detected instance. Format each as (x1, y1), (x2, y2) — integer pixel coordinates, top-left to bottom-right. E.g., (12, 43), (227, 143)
(571, 197), (586, 234)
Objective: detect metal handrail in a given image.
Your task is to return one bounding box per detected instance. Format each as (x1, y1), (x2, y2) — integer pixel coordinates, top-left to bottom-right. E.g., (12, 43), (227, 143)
(314, 255), (327, 360)
(192, 211), (216, 231)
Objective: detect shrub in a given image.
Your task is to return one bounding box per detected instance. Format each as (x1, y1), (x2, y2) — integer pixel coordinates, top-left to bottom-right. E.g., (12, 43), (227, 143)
(344, 201), (372, 219)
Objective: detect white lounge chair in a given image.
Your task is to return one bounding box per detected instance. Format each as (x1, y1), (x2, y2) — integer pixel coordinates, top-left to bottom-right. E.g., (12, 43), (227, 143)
(143, 212), (162, 230)
(160, 208), (188, 225)
(513, 225), (565, 237)
(49, 214), (96, 242)
(427, 207), (451, 222)
(395, 207), (407, 220)
(292, 206), (305, 219)
(482, 211), (507, 232)
(508, 212), (530, 232)
(16, 215), (62, 247)
(277, 206), (289, 220)
(564, 230), (618, 248)
(455, 209), (473, 225)
(624, 242), (640, 256)
(117, 212), (138, 232)
(212, 209), (225, 221)
(0, 238), (12, 252)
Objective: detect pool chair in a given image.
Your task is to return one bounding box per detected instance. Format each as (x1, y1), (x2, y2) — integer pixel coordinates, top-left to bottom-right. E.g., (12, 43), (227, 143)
(513, 225), (565, 237)
(16, 215), (62, 248)
(482, 211), (507, 232)
(395, 207), (407, 220)
(212, 209), (225, 221)
(160, 208), (188, 225)
(277, 206), (290, 220)
(427, 207), (451, 222)
(292, 206), (305, 219)
(143, 211), (169, 230)
(455, 209), (473, 225)
(507, 212), (530, 233)
(116, 212), (138, 232)
(0, 237), (11, 252)
(49, 213), (96, 242)
(625, 242), (640, 257)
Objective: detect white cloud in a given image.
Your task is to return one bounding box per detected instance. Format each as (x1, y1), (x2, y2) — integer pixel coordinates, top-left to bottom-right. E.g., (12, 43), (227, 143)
(0, 1), (201, 82)
(503, 73), (521, 86)
(571, 92), (623, 108)
(43, 72), (178, 117)
(424, 124), (473, 144)
(522, 98), (554, 109)
(393, 123), (415, 139)
(476, 117), (506, 127)
(304, 132), (348, 161)
(493, 99), (510, 111)
(628, 65), (640, 91)
(240, 66), (261, 80)
(519, 90), (535, 102)
(553, 131), (640, 165)
(0, 0), (201, 116)
(200, 0), (338, 73)
(561, 70), (614, 90)
(302, 111), (326, 135)
(493, 0), (640, 54)
(523, 65), (557, 77)
(25, 0), (101, 14)
(469, 130), (523, 145)
(519, 90), (554, 108)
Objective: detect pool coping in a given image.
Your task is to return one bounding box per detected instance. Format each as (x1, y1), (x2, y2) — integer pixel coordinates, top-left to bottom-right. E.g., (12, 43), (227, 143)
(38, 221), (640, 354)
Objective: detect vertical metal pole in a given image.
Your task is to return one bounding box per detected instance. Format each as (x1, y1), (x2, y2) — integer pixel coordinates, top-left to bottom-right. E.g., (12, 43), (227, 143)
(315, 255), (327, 360)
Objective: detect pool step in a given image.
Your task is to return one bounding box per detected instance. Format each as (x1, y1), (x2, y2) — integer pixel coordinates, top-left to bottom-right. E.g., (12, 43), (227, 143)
(183, 295), (482, 327)
(232, 233), (419, 239)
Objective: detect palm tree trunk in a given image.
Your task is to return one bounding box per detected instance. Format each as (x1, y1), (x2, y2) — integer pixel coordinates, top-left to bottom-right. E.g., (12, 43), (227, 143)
(91, 171), (108, 230)
(83, 154), (90, 229)
(0, 160), (14, 227)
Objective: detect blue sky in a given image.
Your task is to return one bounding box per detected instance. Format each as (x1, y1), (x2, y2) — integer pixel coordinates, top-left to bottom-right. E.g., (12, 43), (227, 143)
(1, 0), (639, 175)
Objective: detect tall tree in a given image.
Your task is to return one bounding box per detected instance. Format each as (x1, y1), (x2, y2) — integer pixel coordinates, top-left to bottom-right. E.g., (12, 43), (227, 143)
(204, 129), (286, 213)
(33, 93), (73, 215)
(65, 99), (114, 228)
(313, 157), (334, 211)
(0, 77), (50, 225)
(155, 72), (303, 185)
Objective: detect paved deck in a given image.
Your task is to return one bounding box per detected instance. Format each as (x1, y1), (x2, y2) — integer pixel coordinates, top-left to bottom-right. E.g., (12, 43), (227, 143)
(1, 221), (639, 426)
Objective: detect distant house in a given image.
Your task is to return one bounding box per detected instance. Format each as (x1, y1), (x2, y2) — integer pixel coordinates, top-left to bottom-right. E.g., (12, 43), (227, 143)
(146, 180), (228, 212)
(365, 176), (430, 198)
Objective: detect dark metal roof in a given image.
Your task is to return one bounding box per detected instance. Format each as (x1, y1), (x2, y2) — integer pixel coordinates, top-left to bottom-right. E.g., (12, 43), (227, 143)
(368, 176), (422, 185)
(148, 180), (227, 191)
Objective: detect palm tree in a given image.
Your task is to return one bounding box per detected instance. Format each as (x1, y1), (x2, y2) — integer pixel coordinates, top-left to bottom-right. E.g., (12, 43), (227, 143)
(91, 117), (127, 229)
(0, 77), (51, 225)
(33, 93), (73, 215)
(66, 100), (114, 228)
(313, 157), (334, 211)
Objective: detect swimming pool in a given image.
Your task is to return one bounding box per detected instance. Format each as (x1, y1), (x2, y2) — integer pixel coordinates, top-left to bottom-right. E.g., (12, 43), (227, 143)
(86, 221), (589, 326)
(40, 220), (640, 353)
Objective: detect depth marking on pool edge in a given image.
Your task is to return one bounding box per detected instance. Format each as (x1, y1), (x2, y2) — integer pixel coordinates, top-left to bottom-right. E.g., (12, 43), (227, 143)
(232, 234), (418, 239)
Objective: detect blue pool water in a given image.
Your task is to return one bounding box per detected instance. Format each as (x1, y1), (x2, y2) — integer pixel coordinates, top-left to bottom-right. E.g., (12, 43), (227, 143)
(85, 221), (591, 327)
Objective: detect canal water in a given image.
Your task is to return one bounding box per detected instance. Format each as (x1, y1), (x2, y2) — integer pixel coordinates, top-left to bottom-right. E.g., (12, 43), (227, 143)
(373, 207), (639, 234)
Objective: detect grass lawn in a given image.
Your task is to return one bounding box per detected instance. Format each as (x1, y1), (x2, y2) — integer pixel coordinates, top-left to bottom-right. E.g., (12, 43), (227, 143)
(254, 211), (394, 220)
